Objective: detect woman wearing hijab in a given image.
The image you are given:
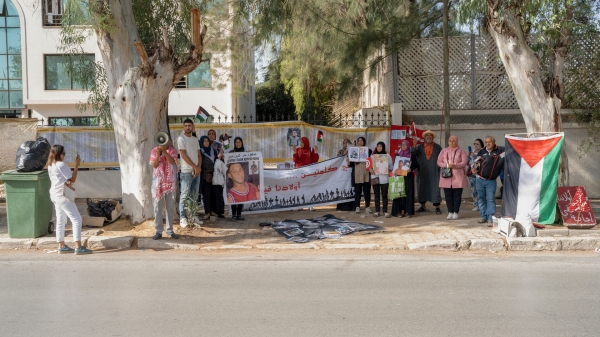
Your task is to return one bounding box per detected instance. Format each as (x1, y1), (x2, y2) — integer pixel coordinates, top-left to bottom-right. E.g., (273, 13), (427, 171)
(369, 142), (393, 217)
(229, 137), (247, 221)
(437, 135), (468, 220)
(391, 140), (419, 218)
(293, 136), (319, 168)
(336, 138), (355, 211)
(337, 138), (351, 157)
(200, 135), (225, 220)
(348, 136), (372, 214)
(468, 138), (484, 211)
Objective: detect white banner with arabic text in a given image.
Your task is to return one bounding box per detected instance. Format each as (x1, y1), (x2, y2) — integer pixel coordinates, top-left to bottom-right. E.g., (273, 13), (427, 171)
(244, 156), (354, 214)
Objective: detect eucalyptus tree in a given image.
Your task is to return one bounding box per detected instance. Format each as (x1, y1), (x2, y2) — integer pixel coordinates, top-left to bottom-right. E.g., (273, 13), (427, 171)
(59, 0), (247, 221)
(455, 0), (600, 184)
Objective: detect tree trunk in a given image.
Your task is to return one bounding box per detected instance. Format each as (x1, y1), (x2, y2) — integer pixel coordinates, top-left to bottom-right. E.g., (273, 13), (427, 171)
(93, 1), (179, 222)
(442, 0), (450, 146)
(485, 2), (569, 185)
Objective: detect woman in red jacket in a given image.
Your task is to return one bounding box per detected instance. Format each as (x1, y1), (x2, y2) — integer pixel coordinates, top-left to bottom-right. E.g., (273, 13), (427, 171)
(293, 137), (319, 168)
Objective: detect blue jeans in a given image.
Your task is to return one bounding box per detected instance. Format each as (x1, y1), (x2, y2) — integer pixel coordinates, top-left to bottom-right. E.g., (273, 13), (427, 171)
(476, 177), (496, 221)
(179, 172), (200, 219)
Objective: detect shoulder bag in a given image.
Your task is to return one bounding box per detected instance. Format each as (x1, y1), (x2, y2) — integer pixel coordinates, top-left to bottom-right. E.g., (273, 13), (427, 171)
(441, 150), (457, 178)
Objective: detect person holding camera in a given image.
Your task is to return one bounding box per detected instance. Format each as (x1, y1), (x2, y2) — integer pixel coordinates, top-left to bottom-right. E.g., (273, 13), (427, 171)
(47, 145), (92, 255)
(150, 139), (179, 240)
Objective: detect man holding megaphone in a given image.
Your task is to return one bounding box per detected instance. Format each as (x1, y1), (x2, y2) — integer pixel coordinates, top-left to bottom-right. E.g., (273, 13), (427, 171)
(150, 134), (179, 240)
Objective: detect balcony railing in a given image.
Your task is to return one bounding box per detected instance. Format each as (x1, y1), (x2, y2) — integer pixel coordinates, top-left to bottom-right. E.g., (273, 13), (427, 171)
(43, 0), (63, 27)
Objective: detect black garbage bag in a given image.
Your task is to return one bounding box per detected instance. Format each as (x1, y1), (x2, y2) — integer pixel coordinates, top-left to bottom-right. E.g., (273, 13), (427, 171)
(87, 198), (117, 220)
(15, 137), (51, 172)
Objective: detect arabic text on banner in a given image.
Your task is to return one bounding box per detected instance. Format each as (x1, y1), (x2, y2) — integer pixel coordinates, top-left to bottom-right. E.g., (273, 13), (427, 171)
(243, 156), (354, 214)
(224, 151), (265, 205)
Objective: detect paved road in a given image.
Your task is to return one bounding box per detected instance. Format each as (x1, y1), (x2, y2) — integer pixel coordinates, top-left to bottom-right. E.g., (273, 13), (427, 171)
(0, 252), (599, 336)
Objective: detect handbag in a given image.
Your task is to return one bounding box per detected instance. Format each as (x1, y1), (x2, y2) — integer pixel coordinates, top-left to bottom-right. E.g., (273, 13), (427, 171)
(370, 176), (380, 185)
(441, 150), (457, 178)
(204, 170), (214, 183)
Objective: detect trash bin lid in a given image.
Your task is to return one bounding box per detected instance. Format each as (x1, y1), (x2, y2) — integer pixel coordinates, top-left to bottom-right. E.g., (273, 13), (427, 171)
(0, 170), (48, 181)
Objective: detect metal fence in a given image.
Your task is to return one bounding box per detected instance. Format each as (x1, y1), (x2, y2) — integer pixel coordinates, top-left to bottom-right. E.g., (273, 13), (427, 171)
(215, 110), (391, 128)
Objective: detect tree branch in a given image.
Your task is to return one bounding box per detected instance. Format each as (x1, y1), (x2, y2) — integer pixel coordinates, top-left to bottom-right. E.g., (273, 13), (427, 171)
(134, 41), (150, 68)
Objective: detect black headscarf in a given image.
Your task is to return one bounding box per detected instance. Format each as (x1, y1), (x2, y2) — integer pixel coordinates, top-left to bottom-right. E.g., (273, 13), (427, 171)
(372, 141), (387, 154)
(233, 137), (245, 152)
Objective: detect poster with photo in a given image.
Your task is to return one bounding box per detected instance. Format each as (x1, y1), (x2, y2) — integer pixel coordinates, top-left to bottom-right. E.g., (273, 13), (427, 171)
(393, 156), (412, 176)
(391, 129), (406, 140)
(359, 147), (369, 161)
(223, 152), (264, 205)
(372, 154), (389, 175)
(287, 128), (301, 147)
(348, 146), (360, 162)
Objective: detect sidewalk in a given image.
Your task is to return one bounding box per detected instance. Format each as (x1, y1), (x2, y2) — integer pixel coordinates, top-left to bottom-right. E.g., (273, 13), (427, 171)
(1, 201), (599, 252)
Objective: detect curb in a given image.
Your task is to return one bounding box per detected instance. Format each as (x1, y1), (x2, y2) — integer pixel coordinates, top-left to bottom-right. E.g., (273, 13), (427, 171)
(201, 245), (253, 250)
(137, 238), (199, 250)
(0, 238), (34, 250)
(36, 237), (89, 249)
(323, 243), (380, 250)
(0, 236), (599, 252)
(87, 236), (134, 250)
(408, 239), (458, 251)
(256, 243), (319, 250)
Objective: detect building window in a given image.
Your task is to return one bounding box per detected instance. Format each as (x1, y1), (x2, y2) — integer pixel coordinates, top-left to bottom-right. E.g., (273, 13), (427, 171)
(0, 0), (22, 110)
(43, 0), (89, 27)
(45, 54), (95, 90)
(48, 117), (99, 126)
(175, 61), (211, 88)
(0, 109), (20, 118)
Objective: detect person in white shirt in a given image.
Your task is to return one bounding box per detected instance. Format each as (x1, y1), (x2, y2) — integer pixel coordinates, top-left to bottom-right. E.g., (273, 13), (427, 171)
(47, 145), (92, 255)
(177, 118), (202, 227)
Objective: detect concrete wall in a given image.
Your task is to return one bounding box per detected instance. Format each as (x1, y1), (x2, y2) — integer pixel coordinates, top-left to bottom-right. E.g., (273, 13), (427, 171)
(75, 170), (122, 199)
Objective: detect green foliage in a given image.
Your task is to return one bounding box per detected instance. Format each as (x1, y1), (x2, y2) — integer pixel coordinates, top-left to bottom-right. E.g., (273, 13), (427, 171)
(58, 0), (253, 126)
(184, 192), (201, 225)
(241, 0), (446, 102)
(255, 60), (296, 119)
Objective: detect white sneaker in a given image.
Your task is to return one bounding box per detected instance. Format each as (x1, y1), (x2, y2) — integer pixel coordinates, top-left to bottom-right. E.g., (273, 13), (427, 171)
(355, 207), (360, 214)
(193, 217), (203, 226)
(452, 212), (459, 220)
(373, 212), (379, 217)
(365, 207), (372, 214)
(447, 213), (453, 220)
(180, 218), (188, 228)
(472, 206), (479, 211)
(384, 213), (390, 218)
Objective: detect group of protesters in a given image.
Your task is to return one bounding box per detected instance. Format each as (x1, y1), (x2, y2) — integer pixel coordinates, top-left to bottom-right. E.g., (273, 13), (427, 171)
(333, 131), (505, 226)
(150, 118), (250, 240)
(45, 119), (505, 252)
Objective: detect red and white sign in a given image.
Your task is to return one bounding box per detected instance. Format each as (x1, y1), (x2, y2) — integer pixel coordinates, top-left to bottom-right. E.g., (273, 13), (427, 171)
(557, 186), (597, 229)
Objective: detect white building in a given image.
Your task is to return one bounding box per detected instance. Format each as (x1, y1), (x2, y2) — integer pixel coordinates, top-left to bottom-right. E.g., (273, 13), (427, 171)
(3, 0), (255, 126)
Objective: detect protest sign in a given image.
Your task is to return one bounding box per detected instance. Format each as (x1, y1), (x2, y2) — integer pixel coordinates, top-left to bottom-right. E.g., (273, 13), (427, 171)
(557, 186), (596, 229)
(244, 157), (354, 214)
(372, 154), (389, 175)
(224, 152), (264, 205)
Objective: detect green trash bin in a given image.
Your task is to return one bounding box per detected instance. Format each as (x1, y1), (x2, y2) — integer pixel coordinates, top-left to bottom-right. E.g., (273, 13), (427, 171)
(0, 170), (53, 238)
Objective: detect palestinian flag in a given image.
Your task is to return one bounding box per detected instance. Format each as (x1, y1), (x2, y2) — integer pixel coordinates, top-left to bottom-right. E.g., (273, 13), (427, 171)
(196, 106), (210, 122)
(501, 133), (564, 224)
(316, 130), (324, 143)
